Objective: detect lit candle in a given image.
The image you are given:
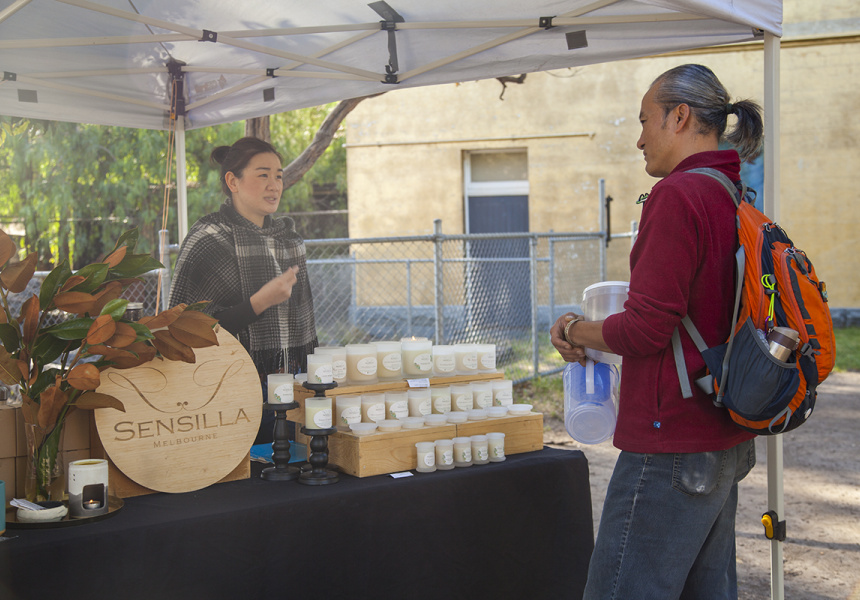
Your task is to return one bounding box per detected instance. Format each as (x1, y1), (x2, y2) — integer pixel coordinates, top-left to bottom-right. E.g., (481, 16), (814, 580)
(373, 341), (403, 381)
(407, 388), (432, 417)
(401, 338), (433, 377)
(435, 439), (455, 470)
(315, 346), (347, 384)
(450, 383), (474, 412)
(305, 397), (332, 429)
(453, 343), (478, 376)
(432, 345), (456, 377)
(335, 394), (362, 430)
(384, 391), (409, 420)
(306, 354), (333, 384)
(470, 435), (490, 465)
(83, 499), (103, 510)
(346, 344), (378, 385)
(414, 442), (436, 473)
(452, 437), (473, 467)
(471, 381), (493, 409)
(361, 393), (386, 423)
(267, 373), (294, 404)
(492, 379), (514, 406)
(487, 432), (506, 462)
(430, 385), (452, 414)
(477, 343), (497, 373)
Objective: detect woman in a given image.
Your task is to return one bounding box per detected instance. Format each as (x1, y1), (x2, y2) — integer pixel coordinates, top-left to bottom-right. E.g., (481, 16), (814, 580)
(169, 137), (317, 442)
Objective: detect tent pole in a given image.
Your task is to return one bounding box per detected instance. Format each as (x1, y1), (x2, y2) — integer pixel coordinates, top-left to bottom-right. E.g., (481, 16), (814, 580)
(763, 32), (784, 600)
(175, 115), (189, 244)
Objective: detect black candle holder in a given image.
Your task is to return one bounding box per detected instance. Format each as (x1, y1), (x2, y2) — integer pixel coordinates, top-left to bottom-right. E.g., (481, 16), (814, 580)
(299, 381), (339, 486)
(261, 401), (301, 481)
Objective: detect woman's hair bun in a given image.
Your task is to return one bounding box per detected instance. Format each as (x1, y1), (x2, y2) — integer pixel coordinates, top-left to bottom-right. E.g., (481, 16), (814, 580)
(210, 145), (231, 166)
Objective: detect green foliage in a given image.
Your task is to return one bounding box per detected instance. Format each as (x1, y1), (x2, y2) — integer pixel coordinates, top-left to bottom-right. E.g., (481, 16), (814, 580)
(834, 327), (860, 372)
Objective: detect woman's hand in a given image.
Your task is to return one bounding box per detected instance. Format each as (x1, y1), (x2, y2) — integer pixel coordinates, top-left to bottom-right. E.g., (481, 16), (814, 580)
(551, 312), (587, 365)
(250, 266), (300, 315)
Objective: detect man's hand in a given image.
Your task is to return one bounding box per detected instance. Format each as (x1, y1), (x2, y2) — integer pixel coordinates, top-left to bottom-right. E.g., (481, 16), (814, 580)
(550, 312), (587, 365)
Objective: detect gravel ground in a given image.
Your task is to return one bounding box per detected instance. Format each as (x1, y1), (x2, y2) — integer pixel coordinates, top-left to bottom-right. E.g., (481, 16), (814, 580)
(542, 370), (860, 600)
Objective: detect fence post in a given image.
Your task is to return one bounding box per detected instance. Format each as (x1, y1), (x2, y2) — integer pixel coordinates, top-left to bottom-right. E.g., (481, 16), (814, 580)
(406, 260), (413, 336)
(530, 235), (539, 379)
(599, 178), (607, 282)
(433, 219), (444, 345)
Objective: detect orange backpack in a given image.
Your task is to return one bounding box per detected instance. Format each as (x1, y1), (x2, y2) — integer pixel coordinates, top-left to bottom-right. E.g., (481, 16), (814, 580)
(673, 168), (835, 435)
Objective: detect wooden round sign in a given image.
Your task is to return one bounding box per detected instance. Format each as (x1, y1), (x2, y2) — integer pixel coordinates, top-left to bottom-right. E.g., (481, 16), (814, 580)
(94, 326), (262, 494)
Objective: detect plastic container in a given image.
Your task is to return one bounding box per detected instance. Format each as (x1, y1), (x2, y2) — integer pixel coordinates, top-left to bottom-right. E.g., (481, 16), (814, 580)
(563, 358), (619, 445)
(375, 419), (402, 432)
(445, 411), (468, 424)
(506, 403), (532, 416)
(487, 406), (508, 419)
(581, 281), (629, 364)
(467, 408), (487, 421)
(349, 422), (378, 436)
(424, 413), (449, 427)
(400, 416), (425, 429)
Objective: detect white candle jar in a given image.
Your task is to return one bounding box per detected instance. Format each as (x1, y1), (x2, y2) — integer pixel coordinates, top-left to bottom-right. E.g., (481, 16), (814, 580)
(487, 432), (506, 462)
(430, 385), (452, 414)
(435, 439), (455, 470)
(453, 343), (479, 376)
(415, 442), (436, 473)
(492, 379), (514, 406)
(267, 373), (294, 404)
(306, 353), (333, 384)
(385, 391), (409, 420)
(477, 343), (497, 373)
(401, 338), (433, 377)
(450, 383), (474, 412)
(432, 345), (456, 377)
(335, 394), (362, 430)
(315, 346), (347, 384)
(470, 435), (490, 465)
(407, 388), (432, 417)
(305, 397), (333, 430)
(373, 340), (403, 381)
(346, 344), (378, 385)
(452, 437), (473, 467)
(361, 393), (386, 423)
(471, 381), (493, 409)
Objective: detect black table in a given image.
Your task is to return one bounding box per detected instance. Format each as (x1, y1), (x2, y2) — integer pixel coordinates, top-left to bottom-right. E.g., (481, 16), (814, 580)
(0, 447), (593, 600)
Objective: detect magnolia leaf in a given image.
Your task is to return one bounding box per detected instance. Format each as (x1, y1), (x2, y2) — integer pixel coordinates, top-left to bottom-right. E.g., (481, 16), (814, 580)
(0, 308), (6, 324)
(86, 343), (136, 361)
(59, 275), (87, 292)
(53, 291), (97, 315)
(107, 254), (164, 279)
(21, 394), (39, 426)
(71, 263), (109, 293)
(168, 310), (219, 348)
(0, 229), (16, 267)
(100, 297), (129, 320)
(91, 282), (124, 315)
(21, 294), (40, 345)
(45, 317), (94, 340)
(110, 229), (139, 254)
(103, 245), (128, 269)
(0, 344), (20, 385)
(105, 321), (137, 348)
(29, 367), (63, 399)
(39, 260), (72, 311)
(31, 334), (69, 366)
(184, 301), (212, 313)
(0, 251), (37, 293)
(152, 330), (196, 363)
(74, 391), (125, 412)
(127, 322), (154, 342)
(0, 322), (20, 354)
(86, 314), (116, 345)
(37, 383), (67, 430)
(140, 304), (185, 330)
(67, 363), (101, 390)
(109, 340), (157, 369)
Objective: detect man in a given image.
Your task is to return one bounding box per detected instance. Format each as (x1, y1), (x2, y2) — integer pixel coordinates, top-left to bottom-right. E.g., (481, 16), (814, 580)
(551, 64), (763, 599)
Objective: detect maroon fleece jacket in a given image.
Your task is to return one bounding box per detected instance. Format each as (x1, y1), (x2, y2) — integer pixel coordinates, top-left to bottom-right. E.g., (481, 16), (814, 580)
(603, 150), (756, 453)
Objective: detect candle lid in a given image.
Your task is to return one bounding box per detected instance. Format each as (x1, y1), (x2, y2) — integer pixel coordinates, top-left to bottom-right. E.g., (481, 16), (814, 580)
(424, 414), (448, 426)
(375, 419), (402, 432)
(507, 403), (533, 415)
(349, 422), (378, 436)
(446, 412), (468, 424)
(487, 406), (508, 418)
(400, 416), (425, 429)
(467, 409), (488, 421)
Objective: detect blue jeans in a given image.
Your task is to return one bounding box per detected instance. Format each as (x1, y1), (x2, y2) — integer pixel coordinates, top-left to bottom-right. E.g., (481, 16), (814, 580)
(583, 440), (756, 600)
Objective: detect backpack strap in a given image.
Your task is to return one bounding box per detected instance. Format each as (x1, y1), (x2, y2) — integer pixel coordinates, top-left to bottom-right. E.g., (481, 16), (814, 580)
(685, 167), (746, 207)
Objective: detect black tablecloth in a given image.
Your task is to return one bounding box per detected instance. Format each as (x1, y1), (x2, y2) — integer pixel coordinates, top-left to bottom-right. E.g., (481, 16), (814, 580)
(0, 447), (593, 600)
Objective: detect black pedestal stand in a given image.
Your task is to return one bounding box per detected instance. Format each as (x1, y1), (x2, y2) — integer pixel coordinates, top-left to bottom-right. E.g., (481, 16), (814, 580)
(299, 381), (339, 486)
(261, 401), (301, 481)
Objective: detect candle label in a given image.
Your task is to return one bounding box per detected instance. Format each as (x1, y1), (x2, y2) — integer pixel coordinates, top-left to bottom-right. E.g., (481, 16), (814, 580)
(419, 399), (432, 415)
(340, 406), (361, 425)
(388, 401), (408, 419)
(475, 446), (489, 461)
(332, 360), (347, 380)
(475, 392), (492, 409)
(434, 355), (456, 372)
(274, 383), (294, 403)
(462, 354), (478, 370)
(357, 356), (377, 375)
(433, 397), (452, 413)
(455, 395), (473, 411)
(480, 352), (496, 369)
(311, 364), (333, 383)
(366, 403), (386, 421)
(494, 390), (513, 406)
(382, 352), (402, 371)
(313, 408), (333, 429)
(457, 447), (472, 463)
(492, 445), (505, 458)
(423, 453), (435, 468)
(413, 353), (432, 372)
(440, 450), (453, 465)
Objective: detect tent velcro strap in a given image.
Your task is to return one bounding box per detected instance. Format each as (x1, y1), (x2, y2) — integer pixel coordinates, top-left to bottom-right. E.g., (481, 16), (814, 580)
(200, 29), (217, 43)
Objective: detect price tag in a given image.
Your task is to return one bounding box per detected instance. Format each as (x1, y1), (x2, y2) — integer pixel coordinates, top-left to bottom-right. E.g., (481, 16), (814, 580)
(406, 378), (430, 388)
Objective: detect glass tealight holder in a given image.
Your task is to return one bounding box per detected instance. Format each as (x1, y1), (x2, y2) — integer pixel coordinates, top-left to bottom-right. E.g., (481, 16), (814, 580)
(487, 432), (506, 462)
(346, 344), (378, 385)
(450, 383), (474, 412)
(435, 439), (455, 471)
(385, 391), (409, 420)
(402, 338), (433, 377)
(477, 343), (497, 373)
(470, 435), (490, 465)
(492, 379), (514, 406)
(430, 386), (452, 414)
(432, 345), (456, 377)
(471, 381), (493, 409)
(315, 346), (347, 384)
(453, 343), (478, 376)
(415, 442), (437, 473)
(407, 388), (432, 417)
(452, 437), (473, 467)
(361, 393), (386, 423)
(373, 340), (403, 381)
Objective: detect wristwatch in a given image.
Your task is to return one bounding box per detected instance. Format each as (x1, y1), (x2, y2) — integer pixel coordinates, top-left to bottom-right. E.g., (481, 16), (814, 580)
(563, 315), (584, 346)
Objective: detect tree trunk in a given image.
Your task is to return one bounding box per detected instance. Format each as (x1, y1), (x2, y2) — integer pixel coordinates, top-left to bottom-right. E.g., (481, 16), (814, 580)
(245, 117), (270, 142)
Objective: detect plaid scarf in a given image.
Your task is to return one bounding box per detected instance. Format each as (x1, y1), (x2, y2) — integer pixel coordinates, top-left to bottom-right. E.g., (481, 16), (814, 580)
(169, 201), (317, 376)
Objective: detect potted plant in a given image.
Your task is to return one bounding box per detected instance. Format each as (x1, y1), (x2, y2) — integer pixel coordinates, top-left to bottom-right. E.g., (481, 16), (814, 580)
(0, 228), (218, 501)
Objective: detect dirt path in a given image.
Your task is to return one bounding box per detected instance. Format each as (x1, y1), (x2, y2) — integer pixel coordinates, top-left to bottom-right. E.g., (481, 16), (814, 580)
(543, 371), (860, 600)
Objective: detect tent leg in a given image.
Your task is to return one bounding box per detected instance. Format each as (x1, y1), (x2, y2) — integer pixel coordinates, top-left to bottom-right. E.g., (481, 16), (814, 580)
(766, 435), (785, 600)
(175, 115), (189, 244)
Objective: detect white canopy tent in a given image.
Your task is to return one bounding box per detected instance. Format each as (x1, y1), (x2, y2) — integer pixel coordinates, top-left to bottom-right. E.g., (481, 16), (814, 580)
(1, 1), (786, 597)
